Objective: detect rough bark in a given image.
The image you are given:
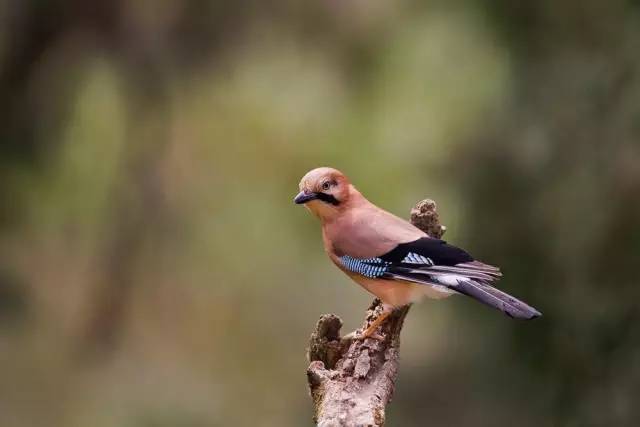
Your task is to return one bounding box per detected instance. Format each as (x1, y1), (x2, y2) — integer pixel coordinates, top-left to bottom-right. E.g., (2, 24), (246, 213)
(306, 199), (446, 427)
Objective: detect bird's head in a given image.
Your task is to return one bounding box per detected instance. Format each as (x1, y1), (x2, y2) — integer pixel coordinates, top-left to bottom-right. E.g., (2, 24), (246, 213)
(294, 167), (357, 221)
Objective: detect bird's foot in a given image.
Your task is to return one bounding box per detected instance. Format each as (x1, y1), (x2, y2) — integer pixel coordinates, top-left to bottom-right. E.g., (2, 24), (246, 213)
(343, 304), (394, 342)
(343, 330), (385, 342)
(348, 330), (384, 341)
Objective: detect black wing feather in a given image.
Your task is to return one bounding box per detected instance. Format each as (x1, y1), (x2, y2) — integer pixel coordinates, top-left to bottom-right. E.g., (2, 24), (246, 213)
(380, 237), (473, 265)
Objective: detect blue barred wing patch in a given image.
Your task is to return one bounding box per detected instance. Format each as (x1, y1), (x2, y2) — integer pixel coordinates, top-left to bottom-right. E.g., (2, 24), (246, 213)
(401, 252), (434, 265)
(339, 256), (390, 278)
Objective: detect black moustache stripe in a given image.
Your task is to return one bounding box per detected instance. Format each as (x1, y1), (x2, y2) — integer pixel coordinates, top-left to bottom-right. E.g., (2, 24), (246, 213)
(316, 192), (340, 206)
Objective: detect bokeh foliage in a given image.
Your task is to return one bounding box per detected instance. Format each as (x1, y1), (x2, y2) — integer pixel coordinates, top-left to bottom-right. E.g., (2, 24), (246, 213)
(1, 1), (639, 426)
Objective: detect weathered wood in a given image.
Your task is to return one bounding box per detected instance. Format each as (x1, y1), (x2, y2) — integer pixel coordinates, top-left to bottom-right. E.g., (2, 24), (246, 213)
(306, 199), (445, 426)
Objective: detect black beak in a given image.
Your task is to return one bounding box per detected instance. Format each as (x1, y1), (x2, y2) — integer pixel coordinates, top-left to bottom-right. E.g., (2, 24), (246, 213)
(294, 191), (319, 204)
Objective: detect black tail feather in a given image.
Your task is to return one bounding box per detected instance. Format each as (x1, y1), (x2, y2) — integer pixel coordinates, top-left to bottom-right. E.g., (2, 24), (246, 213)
(452, 279), (541, 319)
(386, 266), (541, 320)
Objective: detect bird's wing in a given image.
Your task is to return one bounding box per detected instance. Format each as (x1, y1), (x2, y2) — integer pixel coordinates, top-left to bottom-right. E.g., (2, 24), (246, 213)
(338, 237), (541, 320)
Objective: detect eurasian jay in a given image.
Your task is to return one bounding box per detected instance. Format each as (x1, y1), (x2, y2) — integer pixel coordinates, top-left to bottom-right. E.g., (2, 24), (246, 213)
(294, 167), (541, 339)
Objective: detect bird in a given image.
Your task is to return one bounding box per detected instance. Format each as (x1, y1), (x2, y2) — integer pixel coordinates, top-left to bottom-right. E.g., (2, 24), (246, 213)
(294, 167), (541, 339)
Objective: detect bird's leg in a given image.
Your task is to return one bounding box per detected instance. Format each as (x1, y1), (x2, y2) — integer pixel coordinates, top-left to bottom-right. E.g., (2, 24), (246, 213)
(358, 304), (394, 340)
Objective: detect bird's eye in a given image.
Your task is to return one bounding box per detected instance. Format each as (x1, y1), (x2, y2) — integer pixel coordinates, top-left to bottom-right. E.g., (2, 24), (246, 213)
(321, 181), (331, 191)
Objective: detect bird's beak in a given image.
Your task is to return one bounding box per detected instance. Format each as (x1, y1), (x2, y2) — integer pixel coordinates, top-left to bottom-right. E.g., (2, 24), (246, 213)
(294, 191), (318, 204)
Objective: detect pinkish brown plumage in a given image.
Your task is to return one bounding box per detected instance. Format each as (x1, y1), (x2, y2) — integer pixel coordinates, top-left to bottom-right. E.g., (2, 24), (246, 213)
(294, 167), (541, 338)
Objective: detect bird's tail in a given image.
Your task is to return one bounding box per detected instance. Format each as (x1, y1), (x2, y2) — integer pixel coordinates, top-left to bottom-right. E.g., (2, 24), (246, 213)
(451, 278), (541, 319)
(386, 265), (541, 319)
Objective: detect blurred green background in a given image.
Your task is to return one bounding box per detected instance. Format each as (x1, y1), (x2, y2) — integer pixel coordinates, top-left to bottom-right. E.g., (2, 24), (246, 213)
(1, 1), (639, 426)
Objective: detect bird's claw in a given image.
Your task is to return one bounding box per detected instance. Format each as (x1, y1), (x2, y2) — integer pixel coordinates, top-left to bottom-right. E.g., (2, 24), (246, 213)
(351, 330), (385, 341)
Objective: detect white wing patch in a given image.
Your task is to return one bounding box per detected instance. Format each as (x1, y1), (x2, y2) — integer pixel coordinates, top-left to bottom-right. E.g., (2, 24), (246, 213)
(401, 252), (434, 265)
(432, 274), (465, 286)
